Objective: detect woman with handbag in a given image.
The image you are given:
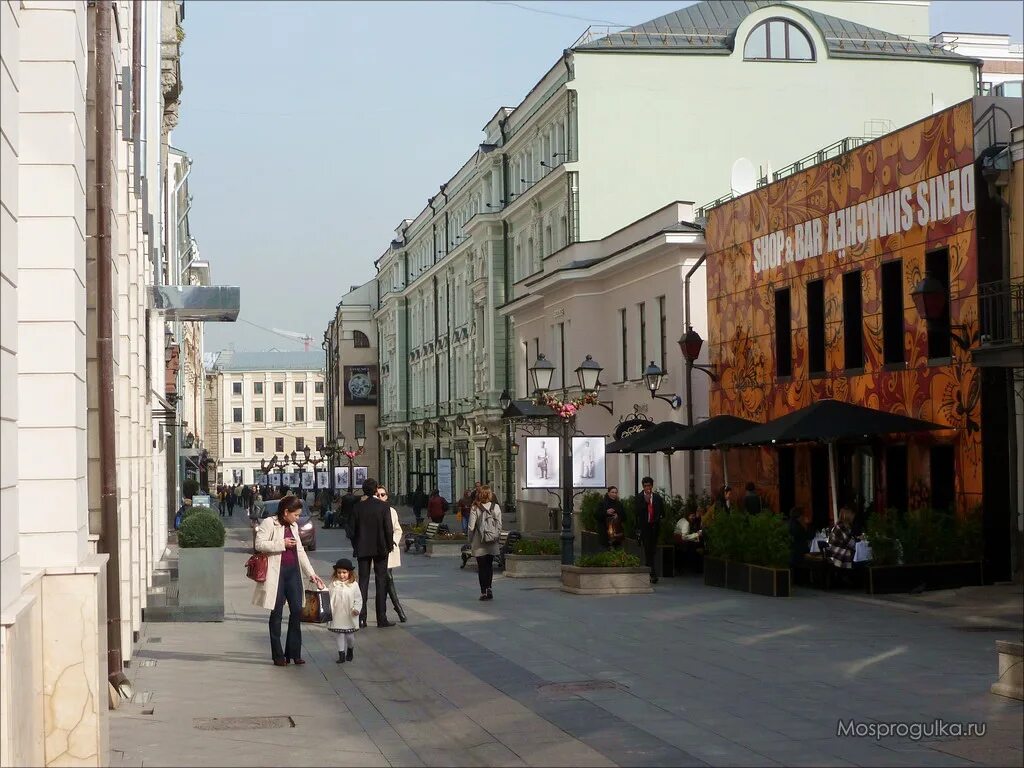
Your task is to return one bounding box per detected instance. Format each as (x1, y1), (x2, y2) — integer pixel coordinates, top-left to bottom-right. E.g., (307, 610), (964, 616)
(467, 485), (502, 601)
(252, 495), (325, 666)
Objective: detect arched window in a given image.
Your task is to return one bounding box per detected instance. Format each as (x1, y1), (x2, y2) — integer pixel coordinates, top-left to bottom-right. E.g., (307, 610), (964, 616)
(744, 18), (814, 61)
(353, 330), (370, 348)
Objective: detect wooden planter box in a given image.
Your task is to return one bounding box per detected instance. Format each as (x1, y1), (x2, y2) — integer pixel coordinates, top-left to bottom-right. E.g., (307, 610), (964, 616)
(866, 561), (983, 595)
(657, 544), (676, 578)
(703, 557), (790, 597)
(560, 565), (654, 595)
(580, 531), (604, 556)
(177, 547), (225, 621)
(504, 555), (561, 578)
(426, 540), (466, 557)
(991, 640), (1023, 701)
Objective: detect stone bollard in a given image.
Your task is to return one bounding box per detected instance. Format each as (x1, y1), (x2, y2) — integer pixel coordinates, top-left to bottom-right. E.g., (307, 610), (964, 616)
(990, 640), (1023, 700)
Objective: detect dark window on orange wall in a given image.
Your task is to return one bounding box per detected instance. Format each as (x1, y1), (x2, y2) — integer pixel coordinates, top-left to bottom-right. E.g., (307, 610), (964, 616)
(807, 280), (826, 374)
(925, 249), (952, 359)
(774, 288), (792, 377)
(881, 261), (905, 364)
(842, 270), (863, 369)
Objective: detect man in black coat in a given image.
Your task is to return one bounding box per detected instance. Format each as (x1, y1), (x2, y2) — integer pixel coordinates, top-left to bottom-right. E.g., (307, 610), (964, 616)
(351, 478), (395, 627)
(743, 481), (762, 515)
(634, 476), (665, 584)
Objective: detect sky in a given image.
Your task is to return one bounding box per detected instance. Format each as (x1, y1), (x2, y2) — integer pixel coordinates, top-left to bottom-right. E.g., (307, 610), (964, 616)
(175, 1), (1023, 354)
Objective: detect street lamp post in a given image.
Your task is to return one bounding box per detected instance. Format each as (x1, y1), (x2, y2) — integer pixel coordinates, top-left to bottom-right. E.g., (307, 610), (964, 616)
(528, 353), (612, 566)
(678, 326), (718, 495)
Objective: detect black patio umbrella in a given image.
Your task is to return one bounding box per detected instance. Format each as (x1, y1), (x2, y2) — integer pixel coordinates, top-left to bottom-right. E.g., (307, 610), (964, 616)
(719, 399), (945, 523)
(605, 421), (688, 454)
(640, 415), (760, 487)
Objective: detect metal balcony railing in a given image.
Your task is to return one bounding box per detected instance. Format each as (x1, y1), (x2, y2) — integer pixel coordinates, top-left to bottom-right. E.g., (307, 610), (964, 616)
(978, 279), (1024, 346)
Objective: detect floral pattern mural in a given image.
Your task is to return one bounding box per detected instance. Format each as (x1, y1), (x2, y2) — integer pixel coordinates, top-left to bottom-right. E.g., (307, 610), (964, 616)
(706, 103), (981, 517)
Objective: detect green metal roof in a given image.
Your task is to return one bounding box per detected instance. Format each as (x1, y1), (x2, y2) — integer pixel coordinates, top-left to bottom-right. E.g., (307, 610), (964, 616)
(574, 1), (971, 63)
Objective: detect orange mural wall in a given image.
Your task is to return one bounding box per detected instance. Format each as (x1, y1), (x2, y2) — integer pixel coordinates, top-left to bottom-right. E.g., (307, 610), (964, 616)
(706, 101), (981, 518)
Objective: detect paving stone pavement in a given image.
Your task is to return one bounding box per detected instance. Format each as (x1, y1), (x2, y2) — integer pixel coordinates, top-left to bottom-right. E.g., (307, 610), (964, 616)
(109, 511), (1023, 767)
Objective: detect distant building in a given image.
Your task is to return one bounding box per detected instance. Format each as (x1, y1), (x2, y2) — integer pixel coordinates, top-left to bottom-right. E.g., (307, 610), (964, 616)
(325, 280), (380, 493)
(205, 351), (326, 485)
(931, 32), (1023, 96)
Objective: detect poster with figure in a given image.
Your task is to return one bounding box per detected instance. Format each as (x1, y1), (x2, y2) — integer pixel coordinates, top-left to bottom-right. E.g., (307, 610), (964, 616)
(353, 466), (368, 488)
(525, 437), (560, 489)
(335, 466), (350, 490)
(301, 472), (315, 490)
(436, 458), (454, 503)
(316, 471), (330, 488)
(257, 474), (268, 486)
(572, 437), (606, 489)
(268, 473), (281, 486)
(282, 472), (298, 489)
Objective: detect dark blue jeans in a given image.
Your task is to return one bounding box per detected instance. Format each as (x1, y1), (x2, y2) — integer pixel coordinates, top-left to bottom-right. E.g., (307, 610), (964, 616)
(269, 564), (303, 661)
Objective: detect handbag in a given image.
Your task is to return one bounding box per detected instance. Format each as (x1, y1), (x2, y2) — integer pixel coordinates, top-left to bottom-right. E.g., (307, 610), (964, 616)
(244, 552), (268, 583)
(301, 588), (332, 624)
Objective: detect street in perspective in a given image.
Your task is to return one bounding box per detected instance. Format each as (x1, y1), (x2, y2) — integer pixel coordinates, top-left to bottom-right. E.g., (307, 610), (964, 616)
(1, 1), (1023, 767)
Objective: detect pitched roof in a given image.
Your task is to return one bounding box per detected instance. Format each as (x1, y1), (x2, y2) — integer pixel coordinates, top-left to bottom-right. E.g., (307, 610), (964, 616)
(574, 0), (970, 63)
(211, 350), (324, 372)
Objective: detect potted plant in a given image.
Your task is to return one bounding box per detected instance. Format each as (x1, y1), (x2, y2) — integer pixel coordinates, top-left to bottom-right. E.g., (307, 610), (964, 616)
(176, 510), (226, 620)
(505, 538), (561, 578)
(560, 549), (652, 595)
(426, 530), (467, 557)
(864, 507), (984, 594)
(702, 508), (791, 597)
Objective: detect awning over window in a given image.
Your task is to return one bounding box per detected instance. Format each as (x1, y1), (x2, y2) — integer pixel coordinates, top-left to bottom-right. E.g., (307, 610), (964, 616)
(151, 285), (240, 321)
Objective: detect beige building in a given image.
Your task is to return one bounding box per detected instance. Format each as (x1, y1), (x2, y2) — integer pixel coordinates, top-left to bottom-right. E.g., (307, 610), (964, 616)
(373, 0), (979, 513)
(325, 280), (380, 491)
(500, 202), (705, 525)
(205, 351), (327, 485)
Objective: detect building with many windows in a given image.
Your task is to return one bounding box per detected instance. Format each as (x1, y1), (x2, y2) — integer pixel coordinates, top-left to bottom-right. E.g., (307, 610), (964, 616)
(324, 280), (380, 493)
(373, 0), (979, 512)
(205, 351), (326, 485)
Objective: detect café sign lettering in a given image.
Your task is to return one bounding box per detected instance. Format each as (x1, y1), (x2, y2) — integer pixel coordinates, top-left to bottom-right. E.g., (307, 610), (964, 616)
(752, 164), (975, 276)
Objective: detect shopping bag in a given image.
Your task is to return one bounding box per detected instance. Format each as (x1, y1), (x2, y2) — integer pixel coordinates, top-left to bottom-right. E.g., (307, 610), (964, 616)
(301, 589), (332, 623)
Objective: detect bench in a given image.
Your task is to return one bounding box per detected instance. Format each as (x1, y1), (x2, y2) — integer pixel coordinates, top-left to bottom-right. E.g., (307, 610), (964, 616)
(405, 522), (449, 554)
(461, 531), (523, 570)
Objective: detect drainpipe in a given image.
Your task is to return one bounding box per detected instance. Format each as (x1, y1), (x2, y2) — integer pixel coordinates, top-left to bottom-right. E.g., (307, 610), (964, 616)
(499, 116), (515, 516)
(131, 1), (141, 144)
(683, 253), (707, 497)
(96, 0), (124, 685)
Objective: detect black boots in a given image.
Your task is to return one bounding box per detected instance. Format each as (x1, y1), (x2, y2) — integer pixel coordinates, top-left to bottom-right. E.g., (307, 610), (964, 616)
(336, 651), (345, 664)
(346, 648), (353, 662)
(387, 571), (407, 623)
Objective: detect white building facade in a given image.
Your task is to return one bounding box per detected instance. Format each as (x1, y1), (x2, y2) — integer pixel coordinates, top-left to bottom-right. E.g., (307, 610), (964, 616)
(0, 2), (235, 763)
(205, 351), (327, 486)
(374, 0), (979, 521)
(931, 31), (1023, 96)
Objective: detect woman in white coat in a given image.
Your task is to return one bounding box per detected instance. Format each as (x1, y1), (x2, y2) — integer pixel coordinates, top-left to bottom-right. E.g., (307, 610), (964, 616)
(468, 485), (502, 601)
(252, 495), (325, 666)
(374, 485), (407, 623)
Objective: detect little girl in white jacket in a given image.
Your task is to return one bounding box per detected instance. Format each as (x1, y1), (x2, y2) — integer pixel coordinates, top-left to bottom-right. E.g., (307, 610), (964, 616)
(328, 558), (362, 663)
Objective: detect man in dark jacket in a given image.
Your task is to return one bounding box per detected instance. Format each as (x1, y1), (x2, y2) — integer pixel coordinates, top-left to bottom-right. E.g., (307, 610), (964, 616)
(351, 478), (395, 628)
(634, 476), (665, 584)
(743, 481), (762, 515)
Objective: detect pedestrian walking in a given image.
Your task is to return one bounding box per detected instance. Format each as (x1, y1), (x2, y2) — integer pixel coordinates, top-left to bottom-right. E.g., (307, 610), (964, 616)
(252, 495), (325, 666)
(350, 478), (396, 628)
(226, 485), (236, 517)
(457, 490), (473, 535)
(374, 485), (407, 623)
(327, 559), (362, 664)
(411, 484), (426, 525)
(218, 486), (227, 516)
(599, 486), (626, 550)
(234, 483), (243, 514)
(467, 484), (502, 601)
(242, 484), (253, 513)
(634, 476), (665, 584)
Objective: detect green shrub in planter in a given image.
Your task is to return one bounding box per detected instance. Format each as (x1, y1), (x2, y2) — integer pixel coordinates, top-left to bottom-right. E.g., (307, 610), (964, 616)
(621, 497), (638, 540)
(178, 512), (226, 548)
(704, 507), (749, 562)
(182, 478), (200, 499)
(576, 550), (641, 568)
(514, 538), (560, 556)
(182, 505), (214, 521)
(744, 512), (791, 568)
(579, 491), (604, 533)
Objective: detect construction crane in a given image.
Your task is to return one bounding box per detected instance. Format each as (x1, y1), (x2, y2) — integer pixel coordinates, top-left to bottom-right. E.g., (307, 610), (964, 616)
(240, 319), (315, 351)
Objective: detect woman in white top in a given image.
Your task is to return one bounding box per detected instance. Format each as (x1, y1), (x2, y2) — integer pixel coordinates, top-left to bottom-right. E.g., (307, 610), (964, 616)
(375, 485), (407, 623)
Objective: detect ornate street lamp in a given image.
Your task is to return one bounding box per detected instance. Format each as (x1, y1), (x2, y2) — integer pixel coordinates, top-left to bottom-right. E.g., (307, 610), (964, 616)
(679, 325), (718, 495)
(911, 274), (969, 349)
(528, 353), (556, 394)
(643, 361), (683, 409)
